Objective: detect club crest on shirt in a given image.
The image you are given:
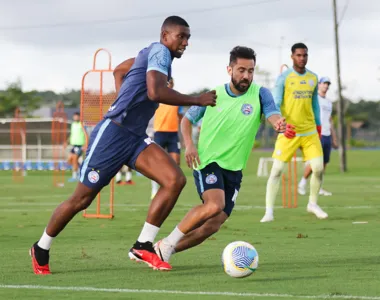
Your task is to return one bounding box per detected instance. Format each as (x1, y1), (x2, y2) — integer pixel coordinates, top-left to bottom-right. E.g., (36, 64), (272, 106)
(88, 170), (100, 183)
(308, 79), (315, 87)
(241, 103), (253, 116)
(205, 174), (218, 184)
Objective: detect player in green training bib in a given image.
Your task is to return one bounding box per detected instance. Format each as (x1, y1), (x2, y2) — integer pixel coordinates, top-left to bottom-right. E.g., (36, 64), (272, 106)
(154, 46), (296, 264)
(67, 112), (86, 182)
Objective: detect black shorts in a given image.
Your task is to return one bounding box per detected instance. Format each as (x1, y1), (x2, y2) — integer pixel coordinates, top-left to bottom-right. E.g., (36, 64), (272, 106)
(193, 162), (242, 217)
(71, 145), (83, 156)
(80, 119), (152, 190)
(154, 131), (180, 154)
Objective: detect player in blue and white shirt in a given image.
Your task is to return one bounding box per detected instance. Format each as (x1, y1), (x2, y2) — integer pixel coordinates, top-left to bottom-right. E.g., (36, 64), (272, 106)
(298, 77), (338, 196)
(30, 16), (217, 275)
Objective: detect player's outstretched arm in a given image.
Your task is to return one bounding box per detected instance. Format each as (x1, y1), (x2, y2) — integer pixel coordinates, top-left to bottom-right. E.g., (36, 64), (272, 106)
(114, 57), (135, 94)
(260, 87), (295, 138)
(181, 117), (200, 168)
(147, 71), (216, 107)
(181, 106), (205, 168)
(268, 115), (296, 139)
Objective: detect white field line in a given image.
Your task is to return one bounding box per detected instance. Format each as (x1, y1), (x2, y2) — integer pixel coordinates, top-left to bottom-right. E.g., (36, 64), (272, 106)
(0, 284), (379, 299)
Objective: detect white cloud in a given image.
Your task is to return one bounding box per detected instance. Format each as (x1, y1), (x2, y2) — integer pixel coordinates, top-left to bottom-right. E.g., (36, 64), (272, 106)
(0, 0), (379, 101)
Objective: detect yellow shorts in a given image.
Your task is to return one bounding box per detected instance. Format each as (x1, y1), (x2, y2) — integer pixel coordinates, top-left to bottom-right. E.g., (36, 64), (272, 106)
(272, 133), (323, 162)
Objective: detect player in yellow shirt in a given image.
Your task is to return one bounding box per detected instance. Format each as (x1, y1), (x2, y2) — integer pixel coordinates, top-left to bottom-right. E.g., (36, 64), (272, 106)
(261, 43), (328, 222)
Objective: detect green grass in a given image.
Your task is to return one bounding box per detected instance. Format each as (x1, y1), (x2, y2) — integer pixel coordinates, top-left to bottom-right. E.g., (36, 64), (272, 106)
(1, 150), (380, 300)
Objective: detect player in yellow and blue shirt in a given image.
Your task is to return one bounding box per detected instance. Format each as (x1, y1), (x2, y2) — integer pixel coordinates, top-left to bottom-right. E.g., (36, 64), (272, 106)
(261, 43), (328, 222)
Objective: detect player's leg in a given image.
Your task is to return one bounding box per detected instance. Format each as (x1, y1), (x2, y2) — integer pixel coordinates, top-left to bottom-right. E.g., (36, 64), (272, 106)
(30, 182), (100, 275)
(174, 211), (228, 253)
(318, 135), (332, 196)
(298, 163), (312, 195)
(30, 119), (123, 274)
(261, 135), (300, 222)
(67, 149), (77, 181)
(156, 187), (225, 262)
(154, 163), (228, 262)
(302, 134), (328, 219)
(125, 167), (134, 185)
(128, 141), (186, 270)
(150, 132), (166, 199)
(156, 168), (241, 262)
(70, 146), (82, 182)
(167, 132), (181, 165)
(115, 168), (123, 184)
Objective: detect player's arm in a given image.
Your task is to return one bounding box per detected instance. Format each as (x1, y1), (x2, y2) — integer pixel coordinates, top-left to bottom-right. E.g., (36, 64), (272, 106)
(312, 84), (322, 136)
(272, 74), (285, 111)
(330, 116), (338, 148)
(146, 44), (216, 107)
(178, 106), (185, 125)
(181, 106), (206, 168)
(260, 87), (295, 138)
(113, 57), (135, 94)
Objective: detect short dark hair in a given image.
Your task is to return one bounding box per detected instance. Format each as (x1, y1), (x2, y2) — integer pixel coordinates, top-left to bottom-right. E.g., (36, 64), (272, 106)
(73, 112), (80, 116)
(162, 16), (189, 29)
(291, 43), (308, 53)
(229, 46), (257, 65)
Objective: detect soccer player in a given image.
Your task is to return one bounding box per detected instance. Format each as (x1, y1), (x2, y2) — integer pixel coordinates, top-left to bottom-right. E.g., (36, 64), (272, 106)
(66, 112), (86, 182)
(30, 16), (217, 274)
(260, 43), (328, 223)
(151, 77), (184, 199)
(153, 46), (295, 263)
(298, 76), (338, 196)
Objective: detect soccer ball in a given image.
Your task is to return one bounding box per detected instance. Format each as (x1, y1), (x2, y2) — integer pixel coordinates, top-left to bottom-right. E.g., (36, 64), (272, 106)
(222, 241), (259, 278)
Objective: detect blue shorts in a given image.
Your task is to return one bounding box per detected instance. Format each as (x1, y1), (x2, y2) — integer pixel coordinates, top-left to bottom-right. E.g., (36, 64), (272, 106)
(80, 118), (152, 190)
(193, 162), (242, 217)
(71, 145), (83, 156)
(154, 131), (180, 154)
(321, 135), (332, 164)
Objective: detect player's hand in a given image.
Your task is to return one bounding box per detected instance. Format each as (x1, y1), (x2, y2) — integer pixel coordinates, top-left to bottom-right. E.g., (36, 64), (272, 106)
(332, 137), (339, 149)
(185, 144), (200, 169)
(316, 125), (322, 138)
(196, 90), (217, 107)
(284, 124), (296, 139)
(273, 117), (287, 132)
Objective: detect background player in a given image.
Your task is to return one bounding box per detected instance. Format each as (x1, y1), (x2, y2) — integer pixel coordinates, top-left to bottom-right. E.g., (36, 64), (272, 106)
(66, 112), (86, 182)
(298, 76), (338, 196)
(154, 46), (295, 263)
(30, 16), (217, 275)
(115, 166), (135, 185)
(260, 43), (327, 223)
(151, 77), (184, 199)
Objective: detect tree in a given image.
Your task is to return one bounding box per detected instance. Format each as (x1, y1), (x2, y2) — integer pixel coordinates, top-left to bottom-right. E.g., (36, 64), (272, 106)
(0, 80), (42, 117)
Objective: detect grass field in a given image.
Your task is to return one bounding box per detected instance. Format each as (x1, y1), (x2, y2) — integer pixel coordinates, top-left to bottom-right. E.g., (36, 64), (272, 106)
(0, 150), (380, 300)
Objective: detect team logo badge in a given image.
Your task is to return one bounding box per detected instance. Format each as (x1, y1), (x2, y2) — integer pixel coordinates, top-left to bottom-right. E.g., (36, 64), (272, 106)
(241, 104), (253, 116)
(300, 80), (306, 84)
(88, 170), (100, 183)
(308, 79), (315, 87)
(205, 174), (218, 184)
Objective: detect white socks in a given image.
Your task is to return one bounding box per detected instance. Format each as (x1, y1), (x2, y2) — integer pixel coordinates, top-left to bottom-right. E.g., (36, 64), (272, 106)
(126, 170), (132, 182)
(265, 159), (285, 212)
(37, 229), (54, 250)
(164, 226), (185, 247)
(299, 177), (307, 187)
(137, 222), (160, 243)
(309, 157), (324, 204)
(72, 171), (78, 179)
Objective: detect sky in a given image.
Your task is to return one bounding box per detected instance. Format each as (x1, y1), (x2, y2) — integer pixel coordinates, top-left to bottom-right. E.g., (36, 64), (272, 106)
(0, 0), (379, 102)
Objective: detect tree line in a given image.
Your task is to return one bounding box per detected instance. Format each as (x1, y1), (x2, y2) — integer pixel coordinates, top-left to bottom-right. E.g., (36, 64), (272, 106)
(0, 81), (379, 129)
